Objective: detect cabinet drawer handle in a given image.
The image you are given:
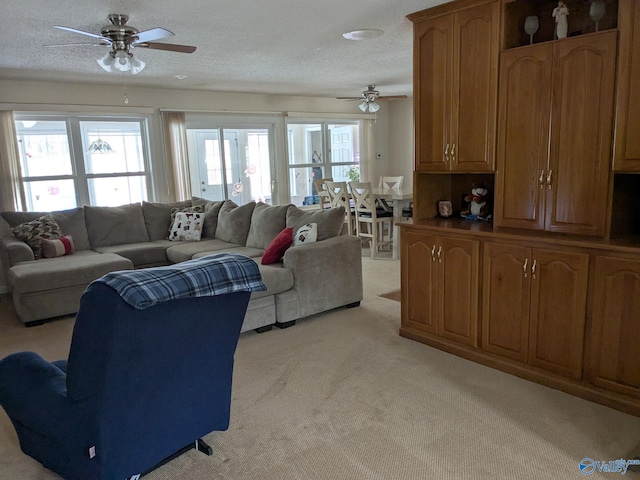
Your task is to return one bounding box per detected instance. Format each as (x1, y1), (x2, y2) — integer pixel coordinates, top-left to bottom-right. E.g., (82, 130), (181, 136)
(444, 144), (449, 163)
(451, 143), (456, 162)
(431, 244), (436, 262)
(523, 258), (528, 278)
(539, 170), (545, 189)
(531, 259), (537, 279)
(546, 170), (552, 190)
(437, 246), (442, 263)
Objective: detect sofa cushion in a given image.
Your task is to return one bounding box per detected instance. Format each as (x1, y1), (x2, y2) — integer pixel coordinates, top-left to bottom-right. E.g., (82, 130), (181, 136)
(165, 238), (241, 264)
(10, 214), (63, 260)
(84, 203), (149, 248)
(249, 263), (294, 300)
(94, 241), (170, 267)
(286, 205), (345, 241)
(142, 200), (192, 241)
(2, 207), (90, 251)
(192, 246), (265, 261)
(190, 199), (224, 238)
(246, 202), (290, 250)
(42, 235), (74, 258)
(261, 227), (293, 265)
(215, 200), (256, 245)
(169, 211), (204, 241)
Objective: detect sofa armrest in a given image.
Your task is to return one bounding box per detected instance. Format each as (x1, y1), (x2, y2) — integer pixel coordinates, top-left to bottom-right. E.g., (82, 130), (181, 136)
(0, 236), (34, 280)
(283, 234), (362, 317)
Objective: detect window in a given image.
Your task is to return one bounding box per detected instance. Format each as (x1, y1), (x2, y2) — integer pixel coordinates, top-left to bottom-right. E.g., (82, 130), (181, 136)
(14, 114), (151, 210)
(286, 121), (361, 206)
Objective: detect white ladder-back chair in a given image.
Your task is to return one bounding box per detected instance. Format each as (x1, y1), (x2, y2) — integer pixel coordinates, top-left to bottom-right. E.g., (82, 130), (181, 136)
(349, 182), (393, 259)
(313, 177), (333, 210)
(325, 181), (355, 235)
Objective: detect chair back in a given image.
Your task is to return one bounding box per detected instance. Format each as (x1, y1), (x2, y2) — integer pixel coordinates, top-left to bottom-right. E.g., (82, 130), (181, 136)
(325, 181), (354, 234)
(349, 182), (377, 218)
(378, 176), (404, 190)
(313, 177), (333, 209)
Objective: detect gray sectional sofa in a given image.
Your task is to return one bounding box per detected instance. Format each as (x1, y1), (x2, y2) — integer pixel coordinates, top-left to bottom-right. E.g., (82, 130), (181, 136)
(0, 199), (363, 332)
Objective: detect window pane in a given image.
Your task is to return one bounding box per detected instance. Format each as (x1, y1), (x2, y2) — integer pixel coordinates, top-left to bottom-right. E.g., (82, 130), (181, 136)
(15, 121), (73, 177)
(289, 167), (317, 207)
(287, 124), (322, 165)
(88, 176), (147, 206)
(82, 121), (145, 175)
(24, 179), (77, 211)
(328, 123), (359, 164)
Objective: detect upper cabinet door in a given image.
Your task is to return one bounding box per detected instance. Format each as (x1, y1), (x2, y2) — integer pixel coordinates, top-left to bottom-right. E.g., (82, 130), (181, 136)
(414, 15), (452, 172)
(451, 1), (499, 173)
(613, 0), (640, 171)
(546, 32), (617, 236)
(493, 44), (553, 231)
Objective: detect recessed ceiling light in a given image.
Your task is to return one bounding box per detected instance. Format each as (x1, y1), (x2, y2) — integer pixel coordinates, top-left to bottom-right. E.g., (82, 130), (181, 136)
(174, 74), (189, 80)
(343, 29), (384, 40)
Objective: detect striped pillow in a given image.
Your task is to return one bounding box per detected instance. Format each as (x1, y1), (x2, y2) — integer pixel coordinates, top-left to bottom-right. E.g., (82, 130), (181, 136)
(42, 235), (75, 258)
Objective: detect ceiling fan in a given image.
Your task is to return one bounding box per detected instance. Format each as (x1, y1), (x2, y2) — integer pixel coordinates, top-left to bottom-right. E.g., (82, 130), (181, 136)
(45, 14), (197, 74)
(337, 85), (408, 112)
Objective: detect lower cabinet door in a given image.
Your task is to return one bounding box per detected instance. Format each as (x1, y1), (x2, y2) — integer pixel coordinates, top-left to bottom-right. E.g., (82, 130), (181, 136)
(437, 236), (480, 347)
(528, 248), (589, 379)
(402, 231), (438, 334)
(588, 256), (640, 397)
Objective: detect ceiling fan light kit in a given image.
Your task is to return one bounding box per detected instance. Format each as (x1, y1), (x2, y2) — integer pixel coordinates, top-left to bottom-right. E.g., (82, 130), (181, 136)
(50, 14), (196, 76)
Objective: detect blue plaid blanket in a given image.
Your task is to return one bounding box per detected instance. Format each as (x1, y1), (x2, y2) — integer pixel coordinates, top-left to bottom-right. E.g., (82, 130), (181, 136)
(93, 253), (267, 309)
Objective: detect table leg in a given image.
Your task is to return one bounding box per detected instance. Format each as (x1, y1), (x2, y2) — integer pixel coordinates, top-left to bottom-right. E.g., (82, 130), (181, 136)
(392, 199), (403, 260)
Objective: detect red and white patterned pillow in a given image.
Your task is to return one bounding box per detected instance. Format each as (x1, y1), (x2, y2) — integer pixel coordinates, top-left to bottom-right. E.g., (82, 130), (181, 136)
(41, 235), (75, 258)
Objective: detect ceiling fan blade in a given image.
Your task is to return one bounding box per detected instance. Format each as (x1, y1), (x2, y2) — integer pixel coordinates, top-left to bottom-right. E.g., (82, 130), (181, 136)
(44, 42), (109, 47)
(378, 95), (409, 100)
(336, 97), (363, 100)
(137, 42), (196, 53)
(133, 27), (174, 44)
(54, 25), (109, 42)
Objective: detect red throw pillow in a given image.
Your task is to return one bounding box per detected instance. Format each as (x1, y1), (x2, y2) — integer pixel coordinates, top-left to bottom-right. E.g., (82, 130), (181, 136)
(261, 227), (293, 265)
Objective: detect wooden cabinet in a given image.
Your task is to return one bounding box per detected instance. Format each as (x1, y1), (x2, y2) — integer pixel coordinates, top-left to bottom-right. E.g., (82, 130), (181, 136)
(482, 242), (589, 379)
(493, 31), (617, 236)
(588, 255), (640, 396)
(613, 0), (640, 170)
(410, 0), (499, 173)
(402, 229), (479, 347)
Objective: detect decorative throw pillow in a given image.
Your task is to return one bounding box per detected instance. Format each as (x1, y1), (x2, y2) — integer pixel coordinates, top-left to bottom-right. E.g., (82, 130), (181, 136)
(261, 227), (293, 265)
(286, 205), (345, 241)
(168, 205), (205, 237)
(169, 212), (204, 241)
(10, 214), (63, 259)
(293, 223), (317, 246)
(215, 200), (256, 245)
(41, 235), (75, 258)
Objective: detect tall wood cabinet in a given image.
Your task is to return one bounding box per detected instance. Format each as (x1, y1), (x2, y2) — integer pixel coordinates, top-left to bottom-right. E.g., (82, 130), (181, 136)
(482, 242), (588, 379)
(409, 0), (499, 173)
(493, 31), (617, 236)
(401, 229), (479, 347)
(613, 0), (640, 170)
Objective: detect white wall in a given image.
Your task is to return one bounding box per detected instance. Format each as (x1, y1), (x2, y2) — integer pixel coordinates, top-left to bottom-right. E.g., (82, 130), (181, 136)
(0, 79), (414, 292)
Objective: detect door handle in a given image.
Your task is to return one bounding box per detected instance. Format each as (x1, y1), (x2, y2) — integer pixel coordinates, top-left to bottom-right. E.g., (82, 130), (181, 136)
(450, 143), (456, 162)
(437, 246), (442, 263)
(523, 258), (528, 278)
(546, 170), (552, 190)
(431, 245), (436, 262)
(444, 144), (449, 163)
(539, 170), (545, 189)
(531, 259), (537, 279)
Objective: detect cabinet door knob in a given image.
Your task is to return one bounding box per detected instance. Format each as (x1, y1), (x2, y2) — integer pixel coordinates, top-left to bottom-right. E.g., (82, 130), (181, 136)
(539, 170), (545, 189)
(523, 258), (528, 278)
(444, 144), (449, 163)
(531, 259), (537, 279)
(431, 244), (436, 262)
(546, 170), (552, 189)
(437, 246), (442, 263)
(450, 143), (456, 162)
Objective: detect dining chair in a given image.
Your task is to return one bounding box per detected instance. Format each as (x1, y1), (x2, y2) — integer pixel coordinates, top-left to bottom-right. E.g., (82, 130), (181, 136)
(378, 176), (404, 190)
(313, 177), (333, 210)
(325, 181), (355, 235)
(349, 182), (393, 259)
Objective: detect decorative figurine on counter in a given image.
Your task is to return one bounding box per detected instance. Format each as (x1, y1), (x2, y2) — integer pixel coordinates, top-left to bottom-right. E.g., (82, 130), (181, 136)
(461, 183), (492, 222)
(552, 1), (569, 39)
(438, 200), (453, 218)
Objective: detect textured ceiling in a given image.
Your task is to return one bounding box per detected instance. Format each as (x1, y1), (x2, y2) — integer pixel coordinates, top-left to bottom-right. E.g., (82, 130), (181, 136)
(0, 0), (451, 98)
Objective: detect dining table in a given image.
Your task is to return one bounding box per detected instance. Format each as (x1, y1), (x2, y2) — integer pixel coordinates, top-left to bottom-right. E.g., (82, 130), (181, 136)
(372, 187), (413, 260)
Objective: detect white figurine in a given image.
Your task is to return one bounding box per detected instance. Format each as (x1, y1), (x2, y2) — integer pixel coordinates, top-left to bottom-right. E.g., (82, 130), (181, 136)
(552, 1), (569, 39)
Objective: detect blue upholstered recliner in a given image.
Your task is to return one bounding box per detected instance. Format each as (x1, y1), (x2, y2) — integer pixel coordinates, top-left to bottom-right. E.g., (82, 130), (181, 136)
(0, 253), (266, 480)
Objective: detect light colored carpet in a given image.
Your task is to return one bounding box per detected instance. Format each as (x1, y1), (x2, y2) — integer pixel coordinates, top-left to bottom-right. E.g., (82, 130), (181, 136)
(1, 257), (640, 479)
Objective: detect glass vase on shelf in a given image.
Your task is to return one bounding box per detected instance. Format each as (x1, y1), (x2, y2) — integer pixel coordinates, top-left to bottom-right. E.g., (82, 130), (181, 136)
(590, 1), (606, 32)
(524, 15), (539, 45)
